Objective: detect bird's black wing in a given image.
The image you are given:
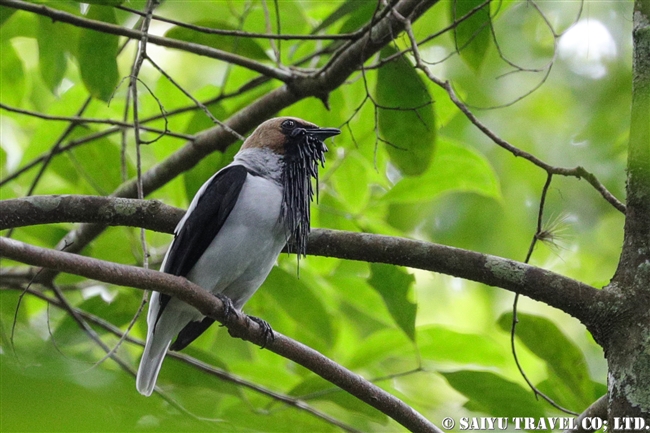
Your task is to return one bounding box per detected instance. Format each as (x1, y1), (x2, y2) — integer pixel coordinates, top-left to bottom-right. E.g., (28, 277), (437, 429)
(155, 165), (248, 336)
(164, 164), (248, 277)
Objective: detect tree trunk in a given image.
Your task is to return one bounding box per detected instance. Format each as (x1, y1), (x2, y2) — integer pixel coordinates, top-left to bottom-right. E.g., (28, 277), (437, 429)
(596, 0), (650, 421)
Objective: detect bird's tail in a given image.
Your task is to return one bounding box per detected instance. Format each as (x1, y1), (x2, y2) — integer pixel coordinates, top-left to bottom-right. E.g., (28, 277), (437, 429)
(136, 291), (177, 396)
(136, 328), (172, 396)
(136, 292), (200, 396)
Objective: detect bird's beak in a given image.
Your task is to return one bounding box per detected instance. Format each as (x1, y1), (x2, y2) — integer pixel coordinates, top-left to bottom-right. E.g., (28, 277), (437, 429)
(305, 127), (341, 141)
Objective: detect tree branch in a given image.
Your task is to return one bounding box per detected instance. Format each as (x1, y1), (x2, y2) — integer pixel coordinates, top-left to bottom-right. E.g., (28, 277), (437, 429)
(3, 286), (363, 433)
(412, 55), (626, 215)
(307, 230), (600, 327)
(0, 195), (601, 327)
(0, 79), (261, 187)
(0, 236), (442, 433)
(443, 80), (625, 213)
(378, 7), (624, 215)
(612, 1), (650, 287)
(25, 0), (438, 283)
(562, 395), (608, 433)
(598, 2), (650, 419)
(117, 4), (360, 41)
(0, 103), (194, 141)
(0, 0), (292, 82)
(0, 195), (182, 234)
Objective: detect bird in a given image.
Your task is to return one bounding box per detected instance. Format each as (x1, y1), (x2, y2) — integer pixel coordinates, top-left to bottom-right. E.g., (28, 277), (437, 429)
(136, 117), (340, 396)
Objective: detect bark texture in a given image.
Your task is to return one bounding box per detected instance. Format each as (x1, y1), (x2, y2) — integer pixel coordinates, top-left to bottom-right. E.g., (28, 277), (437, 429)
(597, 0), (650, 420)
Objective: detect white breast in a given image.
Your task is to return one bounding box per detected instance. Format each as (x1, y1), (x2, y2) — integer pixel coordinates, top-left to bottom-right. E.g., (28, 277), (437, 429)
(185, 173), (287, 309)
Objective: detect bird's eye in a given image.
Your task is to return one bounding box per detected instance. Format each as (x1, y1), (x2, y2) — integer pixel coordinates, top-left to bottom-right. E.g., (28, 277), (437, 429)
(281, 119), (296, 129)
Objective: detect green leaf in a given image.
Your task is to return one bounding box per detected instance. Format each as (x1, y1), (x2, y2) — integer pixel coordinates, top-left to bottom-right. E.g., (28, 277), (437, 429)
(0, 40), (25, 105)
(536, 376), (598, 413)
(417, 326), (507, 366)
(0, 144), (6, 171)
(37, 16), (76, 92)
(182, 105), (232, 201)
(69, 136), (129, 194)
(442, 371), (547, 420)
(320, 388), (388, 423)
(312, 0), (372, 34)
(158, 355), (241, 399)
(222, 392), (344, 432)
(69, 0), (124, 5)
(289, 375), (388, 423)
(78, 6), (119, 102)
(263, 267), (334, 347)
(497, 312), (595, 408)
(338, 0), (378, 34)
(347, 328), (413, 370)
(330, 152), (370, 213)
(0, 6), (16, 26)
(383, 137), (501, 202)
(184, 152), (224, 202)
(53, 290), (139, 344)
(165, 20), (269, 60)
(288, 374), (333, 397)
(451, 0), (492, 71)
(85, 226), (138, 265)
(15, 225), (70, 250)
(376, 46), (435, 176)
(37, 19), (67, 92)
(0, 6), (37, 39)
(368, 263), (417, 341)
(1, 350), (215, 432)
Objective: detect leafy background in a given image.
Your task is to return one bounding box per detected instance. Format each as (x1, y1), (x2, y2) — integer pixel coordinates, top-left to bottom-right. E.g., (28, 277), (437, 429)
(0, 0), (631, 431)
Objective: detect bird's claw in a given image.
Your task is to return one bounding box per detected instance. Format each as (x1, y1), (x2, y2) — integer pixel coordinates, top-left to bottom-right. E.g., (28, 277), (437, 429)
(248, 315), (275, 349)
(214, 292), (235, 324)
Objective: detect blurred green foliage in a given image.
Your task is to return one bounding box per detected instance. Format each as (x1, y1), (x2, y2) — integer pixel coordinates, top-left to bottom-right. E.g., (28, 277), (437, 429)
(0, 0), (632, 431)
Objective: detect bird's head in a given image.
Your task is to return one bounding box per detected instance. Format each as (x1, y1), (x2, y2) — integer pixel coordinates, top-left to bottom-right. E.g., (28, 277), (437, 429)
(241, 117), (340, 156)
(242, 117), (340, 256)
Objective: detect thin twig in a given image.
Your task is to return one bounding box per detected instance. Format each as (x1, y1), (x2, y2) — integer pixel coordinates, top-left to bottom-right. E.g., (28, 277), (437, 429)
(116, 4), (361, 41)
(9, 267), (45, 360)
(391, 13), (626, 214)
(4, 285), (363, 433)
(91, 291), (148, 369)
(18, 97), (92, 196)
(461, 0), (559, 110)
(0, 104), (194, 141)
(131, 78), (170, 145)
(0, 236), (443, 433)
(562, 395), (608, 433)
(0, 0), (293, 82)
(438, 79), (624, 213)
(387, 8), (586, 416)
(146, 58), (245, 141)
(129, 0), (158, 271)
(261, 0), (280, 66)
(510, 173), (578, 415)
(0, 198), (602, 332)
(364, 0), (491, 70)
(18, 0), (447, 286)
(3, 98), (91, 239)
(44, 283), (217, 421)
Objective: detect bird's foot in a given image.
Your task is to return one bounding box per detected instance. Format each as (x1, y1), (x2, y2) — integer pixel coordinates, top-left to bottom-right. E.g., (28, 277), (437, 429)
(214, 292), (235, 324)
(247, 315), (275, 349)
